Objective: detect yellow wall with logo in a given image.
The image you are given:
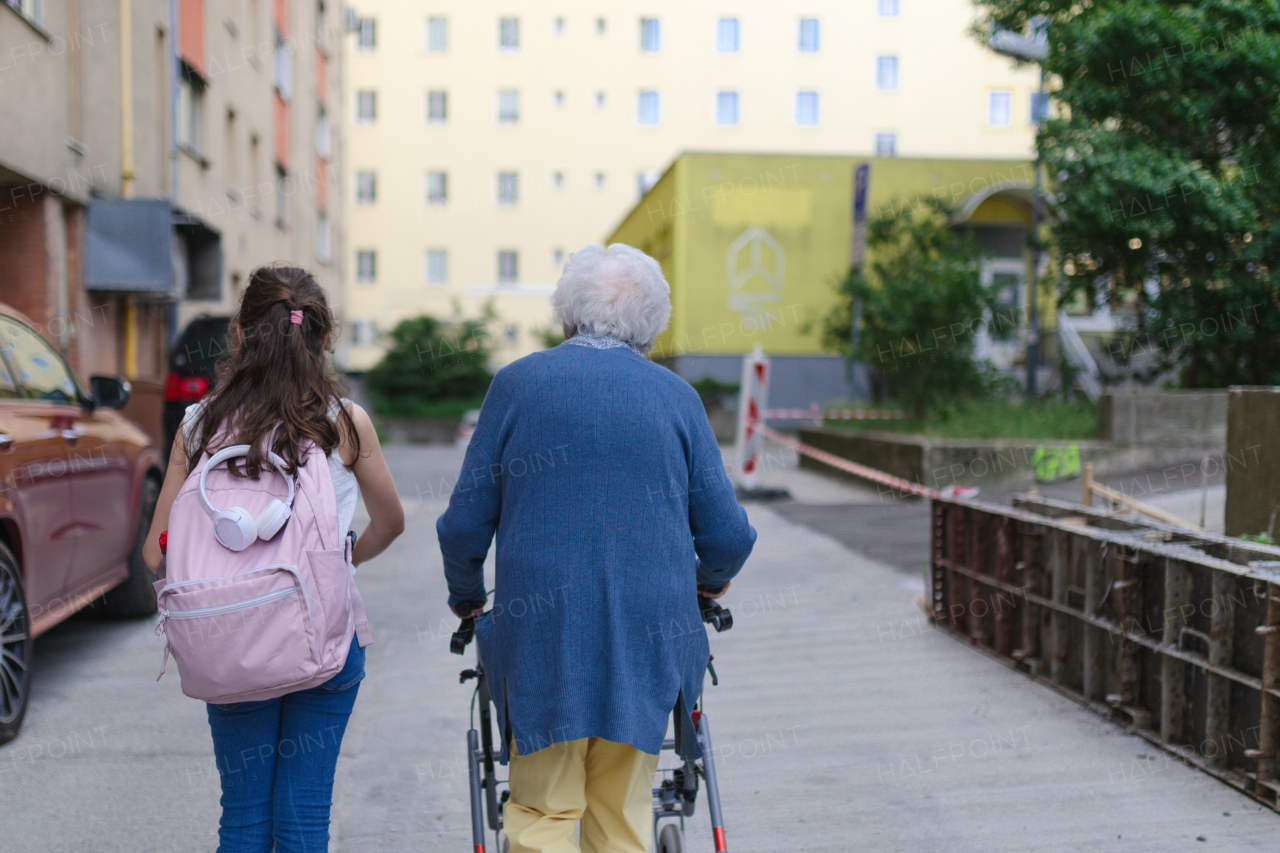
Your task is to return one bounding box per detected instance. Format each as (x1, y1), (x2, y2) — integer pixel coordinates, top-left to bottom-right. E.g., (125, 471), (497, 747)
(610, 152), (1035, 358)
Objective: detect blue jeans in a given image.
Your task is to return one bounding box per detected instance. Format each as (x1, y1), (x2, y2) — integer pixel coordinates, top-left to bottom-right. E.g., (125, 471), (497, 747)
(206, 637), (365, 853)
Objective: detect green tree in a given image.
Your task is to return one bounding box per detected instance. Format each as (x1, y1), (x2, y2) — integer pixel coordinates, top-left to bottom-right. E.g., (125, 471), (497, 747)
(364, 316), (493, 416)
(821, 198), (999, 412)
(976, 0), (1280, 387)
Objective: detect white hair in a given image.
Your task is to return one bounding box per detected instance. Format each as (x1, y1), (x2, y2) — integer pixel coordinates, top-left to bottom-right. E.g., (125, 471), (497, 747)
(550, 243), (671, 354)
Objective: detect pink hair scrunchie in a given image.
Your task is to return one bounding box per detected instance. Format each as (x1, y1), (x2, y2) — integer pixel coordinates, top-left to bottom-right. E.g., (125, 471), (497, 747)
(290, 309), (304, 325)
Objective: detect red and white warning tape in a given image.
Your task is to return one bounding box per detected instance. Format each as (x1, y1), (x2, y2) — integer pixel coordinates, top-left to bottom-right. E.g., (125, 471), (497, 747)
(759, 424), (978, 500)
(763, 405), (908, 421)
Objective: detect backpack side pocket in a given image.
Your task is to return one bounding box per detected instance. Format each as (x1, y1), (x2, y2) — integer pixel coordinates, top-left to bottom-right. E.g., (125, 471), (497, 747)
(305, 549), (355, 667)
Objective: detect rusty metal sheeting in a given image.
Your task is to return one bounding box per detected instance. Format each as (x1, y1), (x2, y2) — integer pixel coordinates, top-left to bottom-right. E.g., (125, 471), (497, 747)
(931, 494), (1280, 811)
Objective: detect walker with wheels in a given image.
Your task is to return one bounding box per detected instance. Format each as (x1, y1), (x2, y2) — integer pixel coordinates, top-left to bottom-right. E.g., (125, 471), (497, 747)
(450, 591), (735, 853)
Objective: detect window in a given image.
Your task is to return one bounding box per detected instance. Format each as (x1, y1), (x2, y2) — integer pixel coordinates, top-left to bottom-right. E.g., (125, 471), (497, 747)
(355, 250), (377, 283)
(877, 0), (900, 16)
(355, 170), (376, 205)
(875, 132), (897, 157)
(596, 17), (606, 34)
(594, 90), (606, 108)
(498, 16), (519, 50)
(352, 319), (376, 346)
(0, 318), (78, 402)
(795, 91), (819, 126)
(552, 170), (564, 189)
(552, 248), (564, 266)
(637, 170), (659, 198)
(1030, 92), (1049, 125)
(273, 28), (292, 100)
(316, 104), (330, 158)
(876, 55), (899, 90)
(497, 171), (518, 205)
(593, 171), (605, 189)
(177, 65), (205, 155)
(275, 165), (288, 226)
(355, 90), (376, 124)
(553, 89), (564, 107)
(426, 90), (447, 123)
(425, 171), (447, 205)
(426, 16), (447, 52)
(497, 250), (518, 283)
(798, 18), (819, 52)
(639, 17), (660, 52)
(637, 90), (660, 125)
(988, 90), (1012, 127)
(355, 17), (375, 51)
(317, 213), (331, 263)
(715, 91), (739, 126)
(425, 249), (448, 284)
(716, 17), (739, 52)
(553, 17), (564, 34)
(497, 90), (519, 124)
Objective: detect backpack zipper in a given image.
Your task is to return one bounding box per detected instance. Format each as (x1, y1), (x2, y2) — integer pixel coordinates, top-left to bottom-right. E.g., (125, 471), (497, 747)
(159, 577), (229, 594)
(163, 586), (299, 620)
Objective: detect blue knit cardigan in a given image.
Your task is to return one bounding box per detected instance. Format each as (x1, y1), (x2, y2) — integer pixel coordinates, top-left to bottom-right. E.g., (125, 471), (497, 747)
(437, 341), (757, 761)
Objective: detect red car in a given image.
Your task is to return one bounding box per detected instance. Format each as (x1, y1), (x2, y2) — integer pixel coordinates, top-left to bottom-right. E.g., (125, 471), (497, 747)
(0, 302), (163, 744)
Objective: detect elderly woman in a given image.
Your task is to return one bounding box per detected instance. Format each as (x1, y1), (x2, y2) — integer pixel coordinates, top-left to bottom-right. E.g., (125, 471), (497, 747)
(437, 243), (756, 853)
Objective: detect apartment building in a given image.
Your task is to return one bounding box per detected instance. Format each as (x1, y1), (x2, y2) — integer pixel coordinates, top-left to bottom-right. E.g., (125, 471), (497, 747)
(341, 0), (1039, 370)
(0, 0), (344, 444)
(0, 0), (172, 441)
(172, 0), (345, 330)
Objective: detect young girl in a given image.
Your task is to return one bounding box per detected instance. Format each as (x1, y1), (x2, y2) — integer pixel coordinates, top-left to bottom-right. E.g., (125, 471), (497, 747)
(143, 266), (404, 852)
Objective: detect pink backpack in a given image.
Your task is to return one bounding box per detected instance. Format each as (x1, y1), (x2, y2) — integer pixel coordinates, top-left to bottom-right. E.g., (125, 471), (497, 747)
(155, 433), (368, 704)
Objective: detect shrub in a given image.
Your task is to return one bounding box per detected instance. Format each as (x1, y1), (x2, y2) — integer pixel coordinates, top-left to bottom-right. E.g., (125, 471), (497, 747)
(364, 316), (493, 417)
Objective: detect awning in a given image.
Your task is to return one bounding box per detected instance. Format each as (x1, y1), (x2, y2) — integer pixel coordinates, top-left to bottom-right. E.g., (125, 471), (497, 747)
(85, 198), (175, 294)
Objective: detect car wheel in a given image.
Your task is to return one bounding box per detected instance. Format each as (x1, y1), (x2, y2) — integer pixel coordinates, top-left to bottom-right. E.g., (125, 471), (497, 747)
(98, 477), (160, 618)
(0, 541), (32, 745)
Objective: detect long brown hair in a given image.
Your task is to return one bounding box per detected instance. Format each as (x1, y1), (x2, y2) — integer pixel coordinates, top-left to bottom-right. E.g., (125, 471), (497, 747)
(186, 265), (360, 477)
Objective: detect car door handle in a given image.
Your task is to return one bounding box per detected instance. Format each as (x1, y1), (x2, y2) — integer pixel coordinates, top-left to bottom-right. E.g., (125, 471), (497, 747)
(61, 429), (79, 444)
(0, 433), (12, 451)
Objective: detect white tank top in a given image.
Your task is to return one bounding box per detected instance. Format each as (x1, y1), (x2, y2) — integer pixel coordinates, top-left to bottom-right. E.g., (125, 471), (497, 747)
(182, 398), (360, 535)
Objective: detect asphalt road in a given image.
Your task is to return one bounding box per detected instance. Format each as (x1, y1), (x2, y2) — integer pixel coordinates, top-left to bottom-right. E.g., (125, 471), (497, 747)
(1, 443), (1272, 852)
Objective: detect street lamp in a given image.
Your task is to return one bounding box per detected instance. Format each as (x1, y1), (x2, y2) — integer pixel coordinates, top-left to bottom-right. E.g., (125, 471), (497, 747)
(989, 17), (1048, 400)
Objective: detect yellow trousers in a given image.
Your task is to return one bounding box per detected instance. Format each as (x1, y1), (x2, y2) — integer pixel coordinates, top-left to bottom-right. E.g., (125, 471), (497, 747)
(505, 737), (660, 853)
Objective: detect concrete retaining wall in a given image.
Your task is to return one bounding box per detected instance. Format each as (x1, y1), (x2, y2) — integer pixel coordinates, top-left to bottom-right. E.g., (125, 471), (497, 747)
(1224, 387), (1280, 538)
(381, 418), (459, 444)
(796, 427), (1223, 495)
(1098, 390), (1226, 448)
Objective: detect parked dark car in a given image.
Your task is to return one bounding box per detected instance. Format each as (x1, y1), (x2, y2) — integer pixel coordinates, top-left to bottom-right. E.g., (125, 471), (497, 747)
(0, 302), (164, 745)
(163, 314), (230, 459)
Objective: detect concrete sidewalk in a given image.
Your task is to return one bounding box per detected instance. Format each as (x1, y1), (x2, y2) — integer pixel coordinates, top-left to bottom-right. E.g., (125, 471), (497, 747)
(1, 444), (1274, 851)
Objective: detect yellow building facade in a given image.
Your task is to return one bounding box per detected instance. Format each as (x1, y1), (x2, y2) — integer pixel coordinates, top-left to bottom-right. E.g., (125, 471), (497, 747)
(341, 0), (1039, 370)
(609, 152), (1036, 406)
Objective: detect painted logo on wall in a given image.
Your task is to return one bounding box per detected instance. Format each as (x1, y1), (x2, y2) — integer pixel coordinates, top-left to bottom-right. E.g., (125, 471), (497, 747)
(726, 227), (784, 319)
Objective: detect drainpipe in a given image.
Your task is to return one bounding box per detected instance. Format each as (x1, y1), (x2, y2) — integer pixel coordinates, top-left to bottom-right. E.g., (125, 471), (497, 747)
(120, 0), (135, 198)
(120, 0), (139, 379)
(167, 0), (181, 348)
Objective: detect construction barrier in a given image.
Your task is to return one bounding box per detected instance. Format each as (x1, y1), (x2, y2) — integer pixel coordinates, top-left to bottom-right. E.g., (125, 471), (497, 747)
(763, 404), (908, 421)
(730, 347), (972, 497)
(733, 345), (770, 490)
(931, 493), (1280, 812)
(759, 425), (976, 500)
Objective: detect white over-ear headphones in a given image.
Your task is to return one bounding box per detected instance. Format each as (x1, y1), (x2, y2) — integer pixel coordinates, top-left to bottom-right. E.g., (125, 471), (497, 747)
(197, 445), (297, 551)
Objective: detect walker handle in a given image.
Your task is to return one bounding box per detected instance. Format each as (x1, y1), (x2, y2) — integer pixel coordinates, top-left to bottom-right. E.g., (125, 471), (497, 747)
(449, 601), (485, 654)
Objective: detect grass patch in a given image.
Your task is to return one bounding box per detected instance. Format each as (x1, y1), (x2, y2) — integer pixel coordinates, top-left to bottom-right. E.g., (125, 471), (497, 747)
(826, 399), (1098, 441)
(368, 393), (486, 421)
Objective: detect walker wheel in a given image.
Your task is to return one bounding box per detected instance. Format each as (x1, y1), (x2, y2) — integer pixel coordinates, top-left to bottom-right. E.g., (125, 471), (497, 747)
(657, 823), (684, 853)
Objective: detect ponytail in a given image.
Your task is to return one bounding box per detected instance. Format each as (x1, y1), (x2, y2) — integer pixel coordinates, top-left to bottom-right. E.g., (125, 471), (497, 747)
(187, 265), (361, 478)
